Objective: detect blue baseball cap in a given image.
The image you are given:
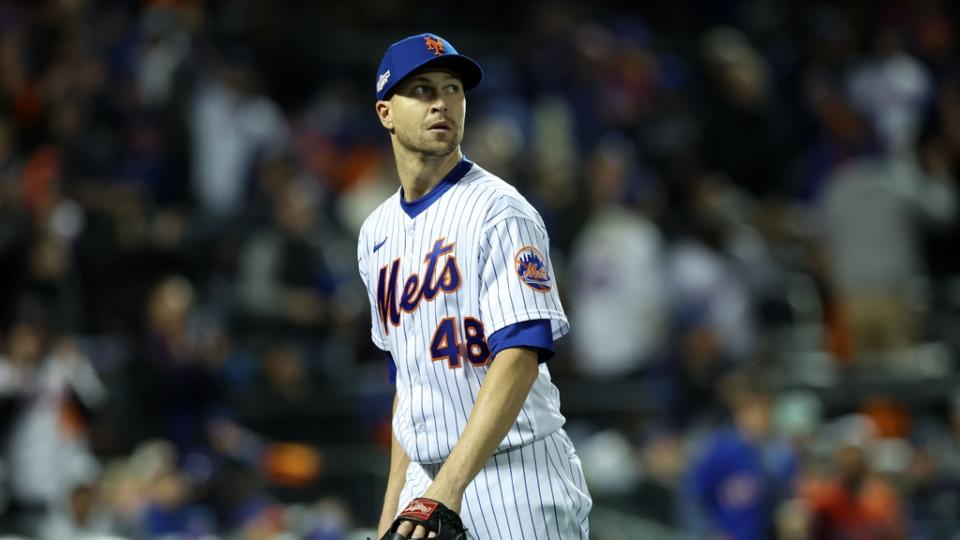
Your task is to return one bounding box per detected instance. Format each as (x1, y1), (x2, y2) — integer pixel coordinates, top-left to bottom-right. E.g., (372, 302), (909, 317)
(375, 33), (483, 101)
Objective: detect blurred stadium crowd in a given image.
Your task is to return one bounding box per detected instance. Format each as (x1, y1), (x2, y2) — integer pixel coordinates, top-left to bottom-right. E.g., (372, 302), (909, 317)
(0, 0), (959, 539)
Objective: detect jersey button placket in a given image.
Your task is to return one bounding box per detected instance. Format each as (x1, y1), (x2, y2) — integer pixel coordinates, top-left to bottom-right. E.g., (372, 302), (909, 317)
(405, 222), (416, 254)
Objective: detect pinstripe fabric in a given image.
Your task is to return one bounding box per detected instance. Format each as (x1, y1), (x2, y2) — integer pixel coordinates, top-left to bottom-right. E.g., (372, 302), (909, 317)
(359, 160), (591, 537)
(397, 430), (592, 539)
(357, 161), (570, 463)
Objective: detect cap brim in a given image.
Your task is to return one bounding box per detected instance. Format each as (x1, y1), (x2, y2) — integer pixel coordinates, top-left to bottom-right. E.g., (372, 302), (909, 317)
(385, 54), (483, 99)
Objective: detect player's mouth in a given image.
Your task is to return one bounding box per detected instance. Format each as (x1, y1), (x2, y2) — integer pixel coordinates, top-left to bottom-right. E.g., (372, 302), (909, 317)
(427, 121), (452, 132)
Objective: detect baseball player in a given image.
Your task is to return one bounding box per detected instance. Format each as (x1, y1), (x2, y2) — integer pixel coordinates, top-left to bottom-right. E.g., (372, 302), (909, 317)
(358, 33), (592, 539)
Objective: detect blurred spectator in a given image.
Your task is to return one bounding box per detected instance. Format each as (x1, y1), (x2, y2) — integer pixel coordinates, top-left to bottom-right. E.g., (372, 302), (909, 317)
(0, 320), (104, 536)
(21, 228), (83, 331)
(800, 443), (907, 540)
(189, 46), (289, 221)
(909, 393), (960, 539)
(579, 428), (642, 505)
(129, 276), (226, 452)
(105, 439), (215, 537)
(668, 174), (770, 365)
(73, 183), (196, 335)
(818, 115), (957, 359)
(36, 482), (118, 540)
(569, 136), (667, 377)
(669, 311), (730, 429)
(239, 342), (317, 442)
(140, 462), (211, 537)
(683, 375), (798, 540)
(633, 428), (686, 528)
(136, 5), (194, 110)
(236, 178), (334, 337)
(699, 27), (788, 198)
(792, 83), (880, 201)
(12, 147), (87, 332)
(846, 27), (933, 156)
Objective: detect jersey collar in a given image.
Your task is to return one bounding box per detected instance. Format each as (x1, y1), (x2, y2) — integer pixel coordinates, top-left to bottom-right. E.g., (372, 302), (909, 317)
(399, 158), (473, 219)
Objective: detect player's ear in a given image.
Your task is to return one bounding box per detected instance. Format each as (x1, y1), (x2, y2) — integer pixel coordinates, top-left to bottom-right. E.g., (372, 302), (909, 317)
(375, 100), (394, 131)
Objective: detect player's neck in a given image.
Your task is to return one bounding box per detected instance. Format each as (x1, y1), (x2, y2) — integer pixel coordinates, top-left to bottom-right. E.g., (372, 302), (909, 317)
(394, 147), (463, 202)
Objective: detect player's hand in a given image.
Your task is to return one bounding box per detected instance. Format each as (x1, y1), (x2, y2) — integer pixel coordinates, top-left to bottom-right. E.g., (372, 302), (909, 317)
(383, 497), (466, 539)
(390, 484), (461, 538)
(395, 520), (438, 538)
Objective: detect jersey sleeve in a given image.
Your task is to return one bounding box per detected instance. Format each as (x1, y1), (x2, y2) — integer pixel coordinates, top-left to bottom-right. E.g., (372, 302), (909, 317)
(478, 201), (570, 340)
(488, 320), (555, 362)
(358, 228), (390, 352)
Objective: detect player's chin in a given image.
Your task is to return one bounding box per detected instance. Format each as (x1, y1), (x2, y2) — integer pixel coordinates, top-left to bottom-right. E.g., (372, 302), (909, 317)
(424, 127), (457, 142)
(419, 139), (459, 157)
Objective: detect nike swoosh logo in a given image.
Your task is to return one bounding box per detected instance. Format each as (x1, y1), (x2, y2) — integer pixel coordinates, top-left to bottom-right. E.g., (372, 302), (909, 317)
(373, 237), (388, 252)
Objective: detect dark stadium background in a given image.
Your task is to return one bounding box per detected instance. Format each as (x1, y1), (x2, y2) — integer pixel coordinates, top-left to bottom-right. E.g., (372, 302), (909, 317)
(0, 0), (958, 538)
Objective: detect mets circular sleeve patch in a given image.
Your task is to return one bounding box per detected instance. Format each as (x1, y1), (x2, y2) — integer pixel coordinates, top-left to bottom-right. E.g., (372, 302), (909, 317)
(514, 245), (552, 292)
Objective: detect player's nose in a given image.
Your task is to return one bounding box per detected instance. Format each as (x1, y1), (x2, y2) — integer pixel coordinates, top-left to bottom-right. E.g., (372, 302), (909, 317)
(429, 96), (449, 113)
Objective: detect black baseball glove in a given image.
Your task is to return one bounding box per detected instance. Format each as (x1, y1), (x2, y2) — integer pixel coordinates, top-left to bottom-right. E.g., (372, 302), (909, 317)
(379, 497), (468, 540)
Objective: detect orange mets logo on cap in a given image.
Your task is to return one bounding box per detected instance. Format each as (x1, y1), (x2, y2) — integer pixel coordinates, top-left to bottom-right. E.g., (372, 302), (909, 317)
(424, 35), (445, 56)
(515, 246), (551, 292)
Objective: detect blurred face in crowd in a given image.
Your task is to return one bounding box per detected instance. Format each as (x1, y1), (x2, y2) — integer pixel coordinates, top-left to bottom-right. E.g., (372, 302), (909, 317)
(274, 182), (316, 236)
(264, 345), (309, 394)
(152, 470), (190, 509)
(147, 277), (195, 334)
(8, 322), (47, 365)
(29, 234), (69, 282)
(69, 484), (97, 525)
(586, 141), (630, 208)
(836, 444), (868, 486)
(813, 90), (868, 141)
(377, 69), (465, 158)
(218, 62), (255, 95)
(734, 392), (773, 442)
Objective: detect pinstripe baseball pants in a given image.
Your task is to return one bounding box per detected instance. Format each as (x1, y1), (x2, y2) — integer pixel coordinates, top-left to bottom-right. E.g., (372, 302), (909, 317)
(398, 429), (592, 539)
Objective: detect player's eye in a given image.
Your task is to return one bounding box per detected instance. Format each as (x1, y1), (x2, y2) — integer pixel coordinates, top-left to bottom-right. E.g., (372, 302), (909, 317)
(412, 85), (432, 96)
(444, 84), (461, 94)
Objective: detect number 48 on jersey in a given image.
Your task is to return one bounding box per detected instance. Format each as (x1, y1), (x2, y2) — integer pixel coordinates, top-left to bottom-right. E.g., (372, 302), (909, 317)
(430, 317), (490, 368)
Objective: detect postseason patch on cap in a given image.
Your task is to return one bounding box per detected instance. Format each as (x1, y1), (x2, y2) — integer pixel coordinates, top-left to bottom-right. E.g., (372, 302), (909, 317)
(515, 246), (552, 292)
(376, 70), (391, 93)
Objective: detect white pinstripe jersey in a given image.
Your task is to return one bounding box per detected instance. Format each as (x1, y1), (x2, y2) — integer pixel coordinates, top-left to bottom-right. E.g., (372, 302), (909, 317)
(357, 159), (570, 464)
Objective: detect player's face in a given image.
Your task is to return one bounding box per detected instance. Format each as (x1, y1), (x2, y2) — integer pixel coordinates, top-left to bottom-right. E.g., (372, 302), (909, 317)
(382, 70), (465, 158)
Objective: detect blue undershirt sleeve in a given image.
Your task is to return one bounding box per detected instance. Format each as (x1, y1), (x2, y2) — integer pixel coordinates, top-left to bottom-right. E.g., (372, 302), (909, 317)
(487, 319), (555, 363)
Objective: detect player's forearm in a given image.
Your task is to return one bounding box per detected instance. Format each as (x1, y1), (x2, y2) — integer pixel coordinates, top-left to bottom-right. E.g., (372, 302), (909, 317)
(382, 428), (412, 505)
(428, 347), (540, 505)
(378, 395), (412, 534)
